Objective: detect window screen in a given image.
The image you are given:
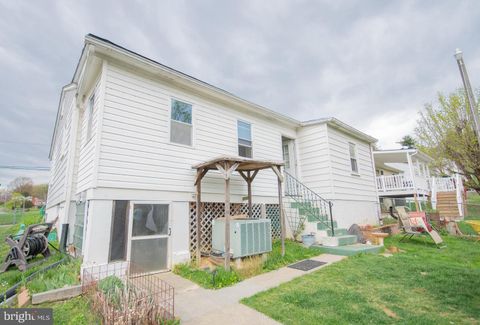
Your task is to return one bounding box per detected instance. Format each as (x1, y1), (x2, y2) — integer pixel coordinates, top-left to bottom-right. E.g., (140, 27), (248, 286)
(170, 99), (193, 146)
(349, 142), (358, 173)
(132, 204), (169, 237)
(238, 120), (252, 158)
(109, 200), (129, 262)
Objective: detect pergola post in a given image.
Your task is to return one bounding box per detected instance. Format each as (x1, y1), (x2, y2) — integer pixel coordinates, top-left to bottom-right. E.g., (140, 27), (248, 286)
(224, 174), (231, 270)
(247, 171), (253, 218)
(195, 168), (206, 266)
(272, 165), (285, 257)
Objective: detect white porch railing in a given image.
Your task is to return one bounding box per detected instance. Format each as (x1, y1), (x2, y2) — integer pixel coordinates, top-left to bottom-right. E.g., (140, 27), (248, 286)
(376, 175), (459, 193)
(376, 175), (415, 192)
(376, 174), (464, 217)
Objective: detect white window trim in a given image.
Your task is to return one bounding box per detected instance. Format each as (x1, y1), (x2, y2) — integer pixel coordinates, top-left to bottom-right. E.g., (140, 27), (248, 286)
(237, 119), (253, 158)
(349, 142), (360, 175)
(169, 97), (194, 148)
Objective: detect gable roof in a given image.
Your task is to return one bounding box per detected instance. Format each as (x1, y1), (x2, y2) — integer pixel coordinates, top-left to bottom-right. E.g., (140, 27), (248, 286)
(51, 34), (377, 156)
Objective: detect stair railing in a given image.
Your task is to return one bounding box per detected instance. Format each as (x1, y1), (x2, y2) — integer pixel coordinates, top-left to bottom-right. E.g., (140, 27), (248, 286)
(284, 171), (335, 236)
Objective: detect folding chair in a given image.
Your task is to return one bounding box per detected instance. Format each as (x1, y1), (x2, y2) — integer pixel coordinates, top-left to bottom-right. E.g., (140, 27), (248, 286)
(394, 207), (444, 247)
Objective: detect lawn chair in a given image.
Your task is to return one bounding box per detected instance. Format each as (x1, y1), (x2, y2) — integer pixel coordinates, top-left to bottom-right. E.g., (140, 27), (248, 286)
(394, 207), (444, 247)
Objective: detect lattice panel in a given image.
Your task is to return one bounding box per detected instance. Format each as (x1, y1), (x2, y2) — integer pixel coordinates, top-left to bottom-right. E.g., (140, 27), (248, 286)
(266, 204), (281, 239)
(189, 202), (279, 260)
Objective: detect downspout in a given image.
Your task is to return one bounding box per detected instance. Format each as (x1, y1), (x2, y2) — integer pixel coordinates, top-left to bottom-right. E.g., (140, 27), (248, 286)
(369, 144), (381, 224)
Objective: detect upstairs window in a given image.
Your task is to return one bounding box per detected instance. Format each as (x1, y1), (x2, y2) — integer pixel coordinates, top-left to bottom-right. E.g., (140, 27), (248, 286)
(86, 94), (95, 140)
(170, 99), (193, 146)
(349, 142), (358, 173)
(237, 120), (252, 158)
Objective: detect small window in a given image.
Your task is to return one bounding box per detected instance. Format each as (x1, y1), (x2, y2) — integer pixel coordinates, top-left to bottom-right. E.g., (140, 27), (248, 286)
(73, 202), (86, 255)
(282, 143), (290, 168)
(86, 94), (95, 140)
(170, 99), (193, 146)
(349, 142), (358, 173)
(109, 201), (129, 262)
(238, 120), (252, 158)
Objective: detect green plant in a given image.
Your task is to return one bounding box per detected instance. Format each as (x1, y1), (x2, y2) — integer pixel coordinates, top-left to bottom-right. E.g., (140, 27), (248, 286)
(26, 257), (81, 294)
(173, 263), (240, 289)
(98, 275), (125, 306)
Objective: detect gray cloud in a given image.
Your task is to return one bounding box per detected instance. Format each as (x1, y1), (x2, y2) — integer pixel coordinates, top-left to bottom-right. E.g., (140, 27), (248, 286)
(0, 0), (479, 186)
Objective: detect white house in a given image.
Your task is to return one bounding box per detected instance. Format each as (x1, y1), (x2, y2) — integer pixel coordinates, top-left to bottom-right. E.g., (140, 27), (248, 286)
(46, 34), (379, 273)
(373, 149), (464, 217)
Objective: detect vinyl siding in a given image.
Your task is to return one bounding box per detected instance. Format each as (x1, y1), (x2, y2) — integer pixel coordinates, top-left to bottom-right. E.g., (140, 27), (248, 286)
(327, 125), (377, 202)
(47, 89), (75, 207)
(76, 79), (102, 193)
(296, 124), (333, 198)
(96, 63), (295, 198)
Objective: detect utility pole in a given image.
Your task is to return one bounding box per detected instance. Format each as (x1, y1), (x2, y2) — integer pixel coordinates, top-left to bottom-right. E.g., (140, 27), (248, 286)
(454, 48), (480, 148)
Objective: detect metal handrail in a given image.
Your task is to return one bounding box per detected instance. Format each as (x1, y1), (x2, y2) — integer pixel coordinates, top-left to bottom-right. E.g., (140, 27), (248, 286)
(284, 171), (335, 236)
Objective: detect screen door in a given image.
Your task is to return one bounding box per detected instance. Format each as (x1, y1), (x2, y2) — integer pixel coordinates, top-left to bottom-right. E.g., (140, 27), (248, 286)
(129, 203), (170, 273)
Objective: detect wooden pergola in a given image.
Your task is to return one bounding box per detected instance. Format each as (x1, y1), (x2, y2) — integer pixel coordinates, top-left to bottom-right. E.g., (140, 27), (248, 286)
(193, 156), (286, 271)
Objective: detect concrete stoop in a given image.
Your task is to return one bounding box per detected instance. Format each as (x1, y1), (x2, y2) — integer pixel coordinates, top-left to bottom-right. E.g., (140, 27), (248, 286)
(313, 243), (383, 256)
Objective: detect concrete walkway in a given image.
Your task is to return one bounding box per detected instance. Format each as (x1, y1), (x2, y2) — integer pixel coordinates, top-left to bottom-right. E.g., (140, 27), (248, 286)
(156, 254), (345, 324)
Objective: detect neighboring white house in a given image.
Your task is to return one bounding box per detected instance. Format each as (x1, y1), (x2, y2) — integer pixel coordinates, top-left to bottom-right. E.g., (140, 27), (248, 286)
(373, 149), (464, 217)
(46, 34), (379, 273)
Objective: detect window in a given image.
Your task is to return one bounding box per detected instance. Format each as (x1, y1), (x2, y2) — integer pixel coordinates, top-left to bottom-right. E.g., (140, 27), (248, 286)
(237, 120), (252, 158)
(282, 143), (290, 168)
(349, 142), (358, 173)
(86, 94), (95, 140)
(73, 202), (86, 255)
(170, 99), (193, 146)
(109, 200), (129, 262)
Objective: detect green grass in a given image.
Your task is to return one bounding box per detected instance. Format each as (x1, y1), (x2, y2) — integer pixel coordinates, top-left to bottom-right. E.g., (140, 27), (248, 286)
(34, 295), (100, 325)
(0, 213), (68, 293)
(26, 257), (81, 294)
(0, 208), (43, 225)
(174, 240), (323, 289)
(242, 235), (480, 324)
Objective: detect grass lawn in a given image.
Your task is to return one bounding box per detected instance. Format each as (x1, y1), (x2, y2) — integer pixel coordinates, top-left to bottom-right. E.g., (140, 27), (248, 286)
(174, 240), (323, 289)
(0, 208), (43, 225)
(33, 295), (100, 325)
(242, 235), (480, 324)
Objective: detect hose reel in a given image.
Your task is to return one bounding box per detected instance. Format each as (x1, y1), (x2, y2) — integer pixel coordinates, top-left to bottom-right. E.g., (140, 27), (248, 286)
(1, 223), (53, 273)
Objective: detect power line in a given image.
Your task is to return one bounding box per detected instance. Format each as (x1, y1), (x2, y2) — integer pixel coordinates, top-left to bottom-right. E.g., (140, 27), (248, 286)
(0, 141), (48, 146)
(0, 166), (49, 171)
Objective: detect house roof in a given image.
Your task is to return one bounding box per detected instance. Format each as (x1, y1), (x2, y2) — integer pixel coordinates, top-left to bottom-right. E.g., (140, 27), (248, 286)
(373, 149), (433, 165)
(83, 35), (377, 141)
(50, 34), (377, 157)
(302, 117), (377, 143)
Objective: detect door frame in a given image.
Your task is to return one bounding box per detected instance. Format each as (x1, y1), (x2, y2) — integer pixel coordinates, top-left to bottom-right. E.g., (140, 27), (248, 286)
(126, 201), (172, 274)
(282, 136), (297, 177)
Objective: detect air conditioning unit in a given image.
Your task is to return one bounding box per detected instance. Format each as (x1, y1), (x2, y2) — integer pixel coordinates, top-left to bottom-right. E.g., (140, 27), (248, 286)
(212, 218), (272, 258)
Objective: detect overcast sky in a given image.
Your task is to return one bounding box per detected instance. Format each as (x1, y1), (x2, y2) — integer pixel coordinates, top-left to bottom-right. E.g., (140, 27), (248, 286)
(1, 0), (479, 187)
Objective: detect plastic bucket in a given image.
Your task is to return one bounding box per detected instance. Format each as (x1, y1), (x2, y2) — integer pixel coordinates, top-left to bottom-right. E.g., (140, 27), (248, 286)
(302, 234), (315, 247)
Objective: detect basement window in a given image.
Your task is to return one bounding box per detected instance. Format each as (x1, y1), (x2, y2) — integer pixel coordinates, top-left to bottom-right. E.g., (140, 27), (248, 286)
(238, 120), (252, 158)
(349, 142), (359, 173)
(170, 99), (193, 146)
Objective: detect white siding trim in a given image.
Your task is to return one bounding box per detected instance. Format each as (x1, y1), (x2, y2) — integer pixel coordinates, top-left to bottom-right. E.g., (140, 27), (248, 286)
(92, 60), (108, 188)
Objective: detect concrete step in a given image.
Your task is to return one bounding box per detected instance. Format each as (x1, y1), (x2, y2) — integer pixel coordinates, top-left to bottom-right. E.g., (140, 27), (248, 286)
(313, 243), (382, 256)
(290, 202), (312, 209)
(326, 228), (349, 236)
(318, 234), (357, 247)
(317, 221), (337, 230)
